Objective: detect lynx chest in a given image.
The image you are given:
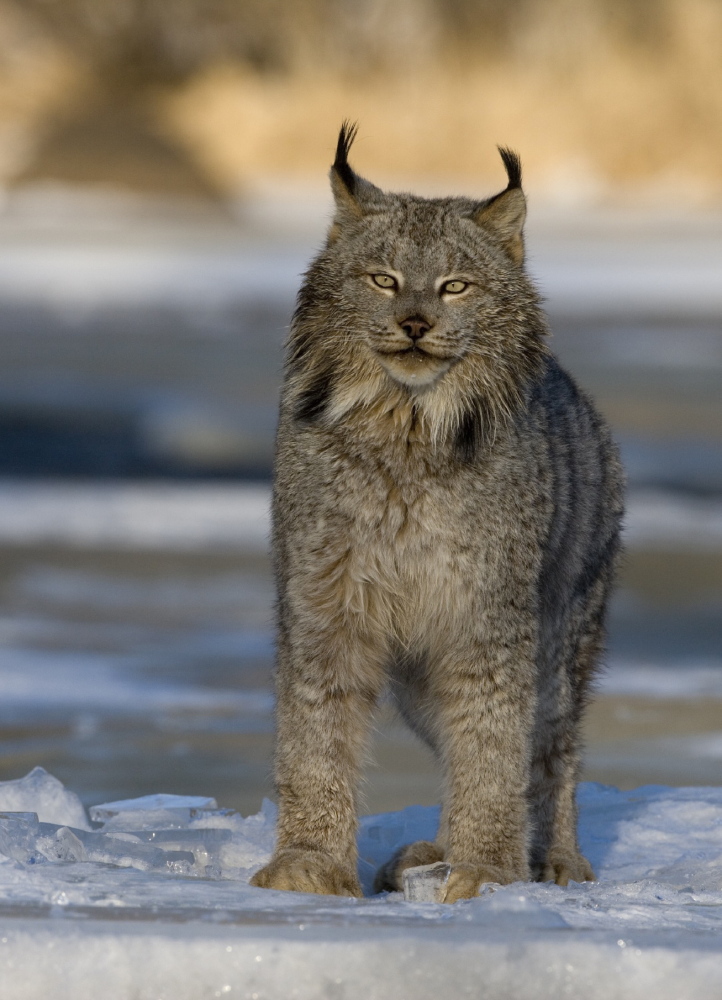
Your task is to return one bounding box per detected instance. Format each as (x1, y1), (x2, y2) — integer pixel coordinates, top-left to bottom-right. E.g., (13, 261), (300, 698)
(293, 436), (536, 644)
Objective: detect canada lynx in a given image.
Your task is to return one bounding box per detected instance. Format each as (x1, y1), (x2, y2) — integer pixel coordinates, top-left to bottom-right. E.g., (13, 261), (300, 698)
(251, 124), (624, 902)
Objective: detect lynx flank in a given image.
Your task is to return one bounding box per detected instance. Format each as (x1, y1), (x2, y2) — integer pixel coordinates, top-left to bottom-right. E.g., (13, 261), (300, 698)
(251, 124), (624, 903)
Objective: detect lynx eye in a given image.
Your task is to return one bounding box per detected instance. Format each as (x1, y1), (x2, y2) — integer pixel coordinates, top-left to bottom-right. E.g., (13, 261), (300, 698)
(371, 273), (398, 290)
(441, 280), (469, 295)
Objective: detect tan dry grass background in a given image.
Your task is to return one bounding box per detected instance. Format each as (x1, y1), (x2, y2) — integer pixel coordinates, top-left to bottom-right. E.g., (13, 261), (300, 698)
(1, 0), (722, 201)
(0, 4), (86, 180)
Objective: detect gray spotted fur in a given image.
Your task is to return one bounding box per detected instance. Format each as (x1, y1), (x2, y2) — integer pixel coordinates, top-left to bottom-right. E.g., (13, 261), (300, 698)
(250, 125), (624, 902)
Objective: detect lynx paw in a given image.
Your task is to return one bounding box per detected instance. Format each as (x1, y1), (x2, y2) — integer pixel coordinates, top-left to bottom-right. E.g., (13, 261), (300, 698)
(373, 841), (444, 893)
(250, 848), (362, 897)
(442, 862), (520, 903)
(541, 850), (595, 886)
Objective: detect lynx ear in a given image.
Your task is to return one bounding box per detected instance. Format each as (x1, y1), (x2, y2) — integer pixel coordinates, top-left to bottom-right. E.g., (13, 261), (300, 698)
(472, 148), (526, 264)
(329, 122), (385, 231)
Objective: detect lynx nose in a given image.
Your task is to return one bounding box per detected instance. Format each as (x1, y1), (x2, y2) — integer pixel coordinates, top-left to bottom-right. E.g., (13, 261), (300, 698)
(399, 315), (432, 341)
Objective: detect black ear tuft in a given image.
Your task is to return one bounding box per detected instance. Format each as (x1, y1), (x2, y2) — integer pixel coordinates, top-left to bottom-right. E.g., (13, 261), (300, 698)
(497, 147), (522, 190)
(472, 147), (527, 263)
(334, 121), (359, 195)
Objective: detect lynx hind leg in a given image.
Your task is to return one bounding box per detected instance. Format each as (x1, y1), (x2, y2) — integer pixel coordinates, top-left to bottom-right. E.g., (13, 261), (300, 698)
(530, 585), (609, 886)
(532, 759), (596, 886)
(373, 841), (444, 893)
(541, 847), (595, 887)
(528, 734), (596, 886)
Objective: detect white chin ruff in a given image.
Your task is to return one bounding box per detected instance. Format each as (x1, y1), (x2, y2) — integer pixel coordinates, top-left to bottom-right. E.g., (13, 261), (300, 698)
(378, 353), (451, 388)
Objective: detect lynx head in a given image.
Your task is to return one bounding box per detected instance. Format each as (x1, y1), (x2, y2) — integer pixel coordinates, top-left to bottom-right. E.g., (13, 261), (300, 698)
(288, 123), (548, 450)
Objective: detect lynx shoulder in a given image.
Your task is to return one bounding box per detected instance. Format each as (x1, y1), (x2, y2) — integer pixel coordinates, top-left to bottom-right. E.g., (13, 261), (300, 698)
(251, 124), (624, 902)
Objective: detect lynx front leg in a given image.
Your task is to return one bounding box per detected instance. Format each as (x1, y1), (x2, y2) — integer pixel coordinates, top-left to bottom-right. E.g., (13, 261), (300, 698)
(251, 628), (383, 897)
(434, 642), (536, 903)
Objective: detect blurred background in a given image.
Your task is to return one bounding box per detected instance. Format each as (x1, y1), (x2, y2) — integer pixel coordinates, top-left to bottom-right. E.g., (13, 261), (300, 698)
(0, 0), (720, 815)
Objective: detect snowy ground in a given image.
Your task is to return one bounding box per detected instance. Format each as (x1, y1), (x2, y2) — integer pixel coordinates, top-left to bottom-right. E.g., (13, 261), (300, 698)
(0, 768), (721, 1000)
(0, 770), (722, 1000)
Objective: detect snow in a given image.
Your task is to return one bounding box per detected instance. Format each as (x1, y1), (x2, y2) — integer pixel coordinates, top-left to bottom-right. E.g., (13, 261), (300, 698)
(0, 646), (274, 714)
(0, 241), (305, 309)
(529, 242), (722, 318)
(0, 769), (720, 999)
(599, 661), (722, 699)
(0, 482), (270, 552)
(624, 490), (722, 550)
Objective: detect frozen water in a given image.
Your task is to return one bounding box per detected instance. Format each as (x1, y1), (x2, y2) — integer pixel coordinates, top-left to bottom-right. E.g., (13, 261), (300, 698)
(0, 771), (276, 880)
(34, 825), (197, 874)
(0, 812), (41, 864)
(0, 771), (720, 998)
(0, 767), (90, 830)
(90, 793), (218, 821)
(90, 794), (220, 833)
(95, 808), (200, 832)
(402, 861), (451, 902)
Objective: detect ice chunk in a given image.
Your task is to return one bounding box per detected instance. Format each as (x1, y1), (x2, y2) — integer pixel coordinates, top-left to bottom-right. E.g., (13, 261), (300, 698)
(126, 829), (233, 867)
(0, 767), (90, 830)
(0, 812), (41, 864)
(402, 862), (451, 902)
(34, 824), (196, 873)
(187, 808), (238, 825)
(99, 807), (237, 832)
(128, 829), (232, 848)
(0, 812), (37, 823)
(90, 792), (218, 823)
(98, 809), (194, 832)
(36, 826), (91, 864)
(89, 793), (218, 824)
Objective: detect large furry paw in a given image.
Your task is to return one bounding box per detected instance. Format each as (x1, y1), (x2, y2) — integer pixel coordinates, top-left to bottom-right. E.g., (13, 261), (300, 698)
(373, 841), (444, 893)
(250, 848), (362, 897)
(442, 862), (521, 903)
(541, 850), (595, 886)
